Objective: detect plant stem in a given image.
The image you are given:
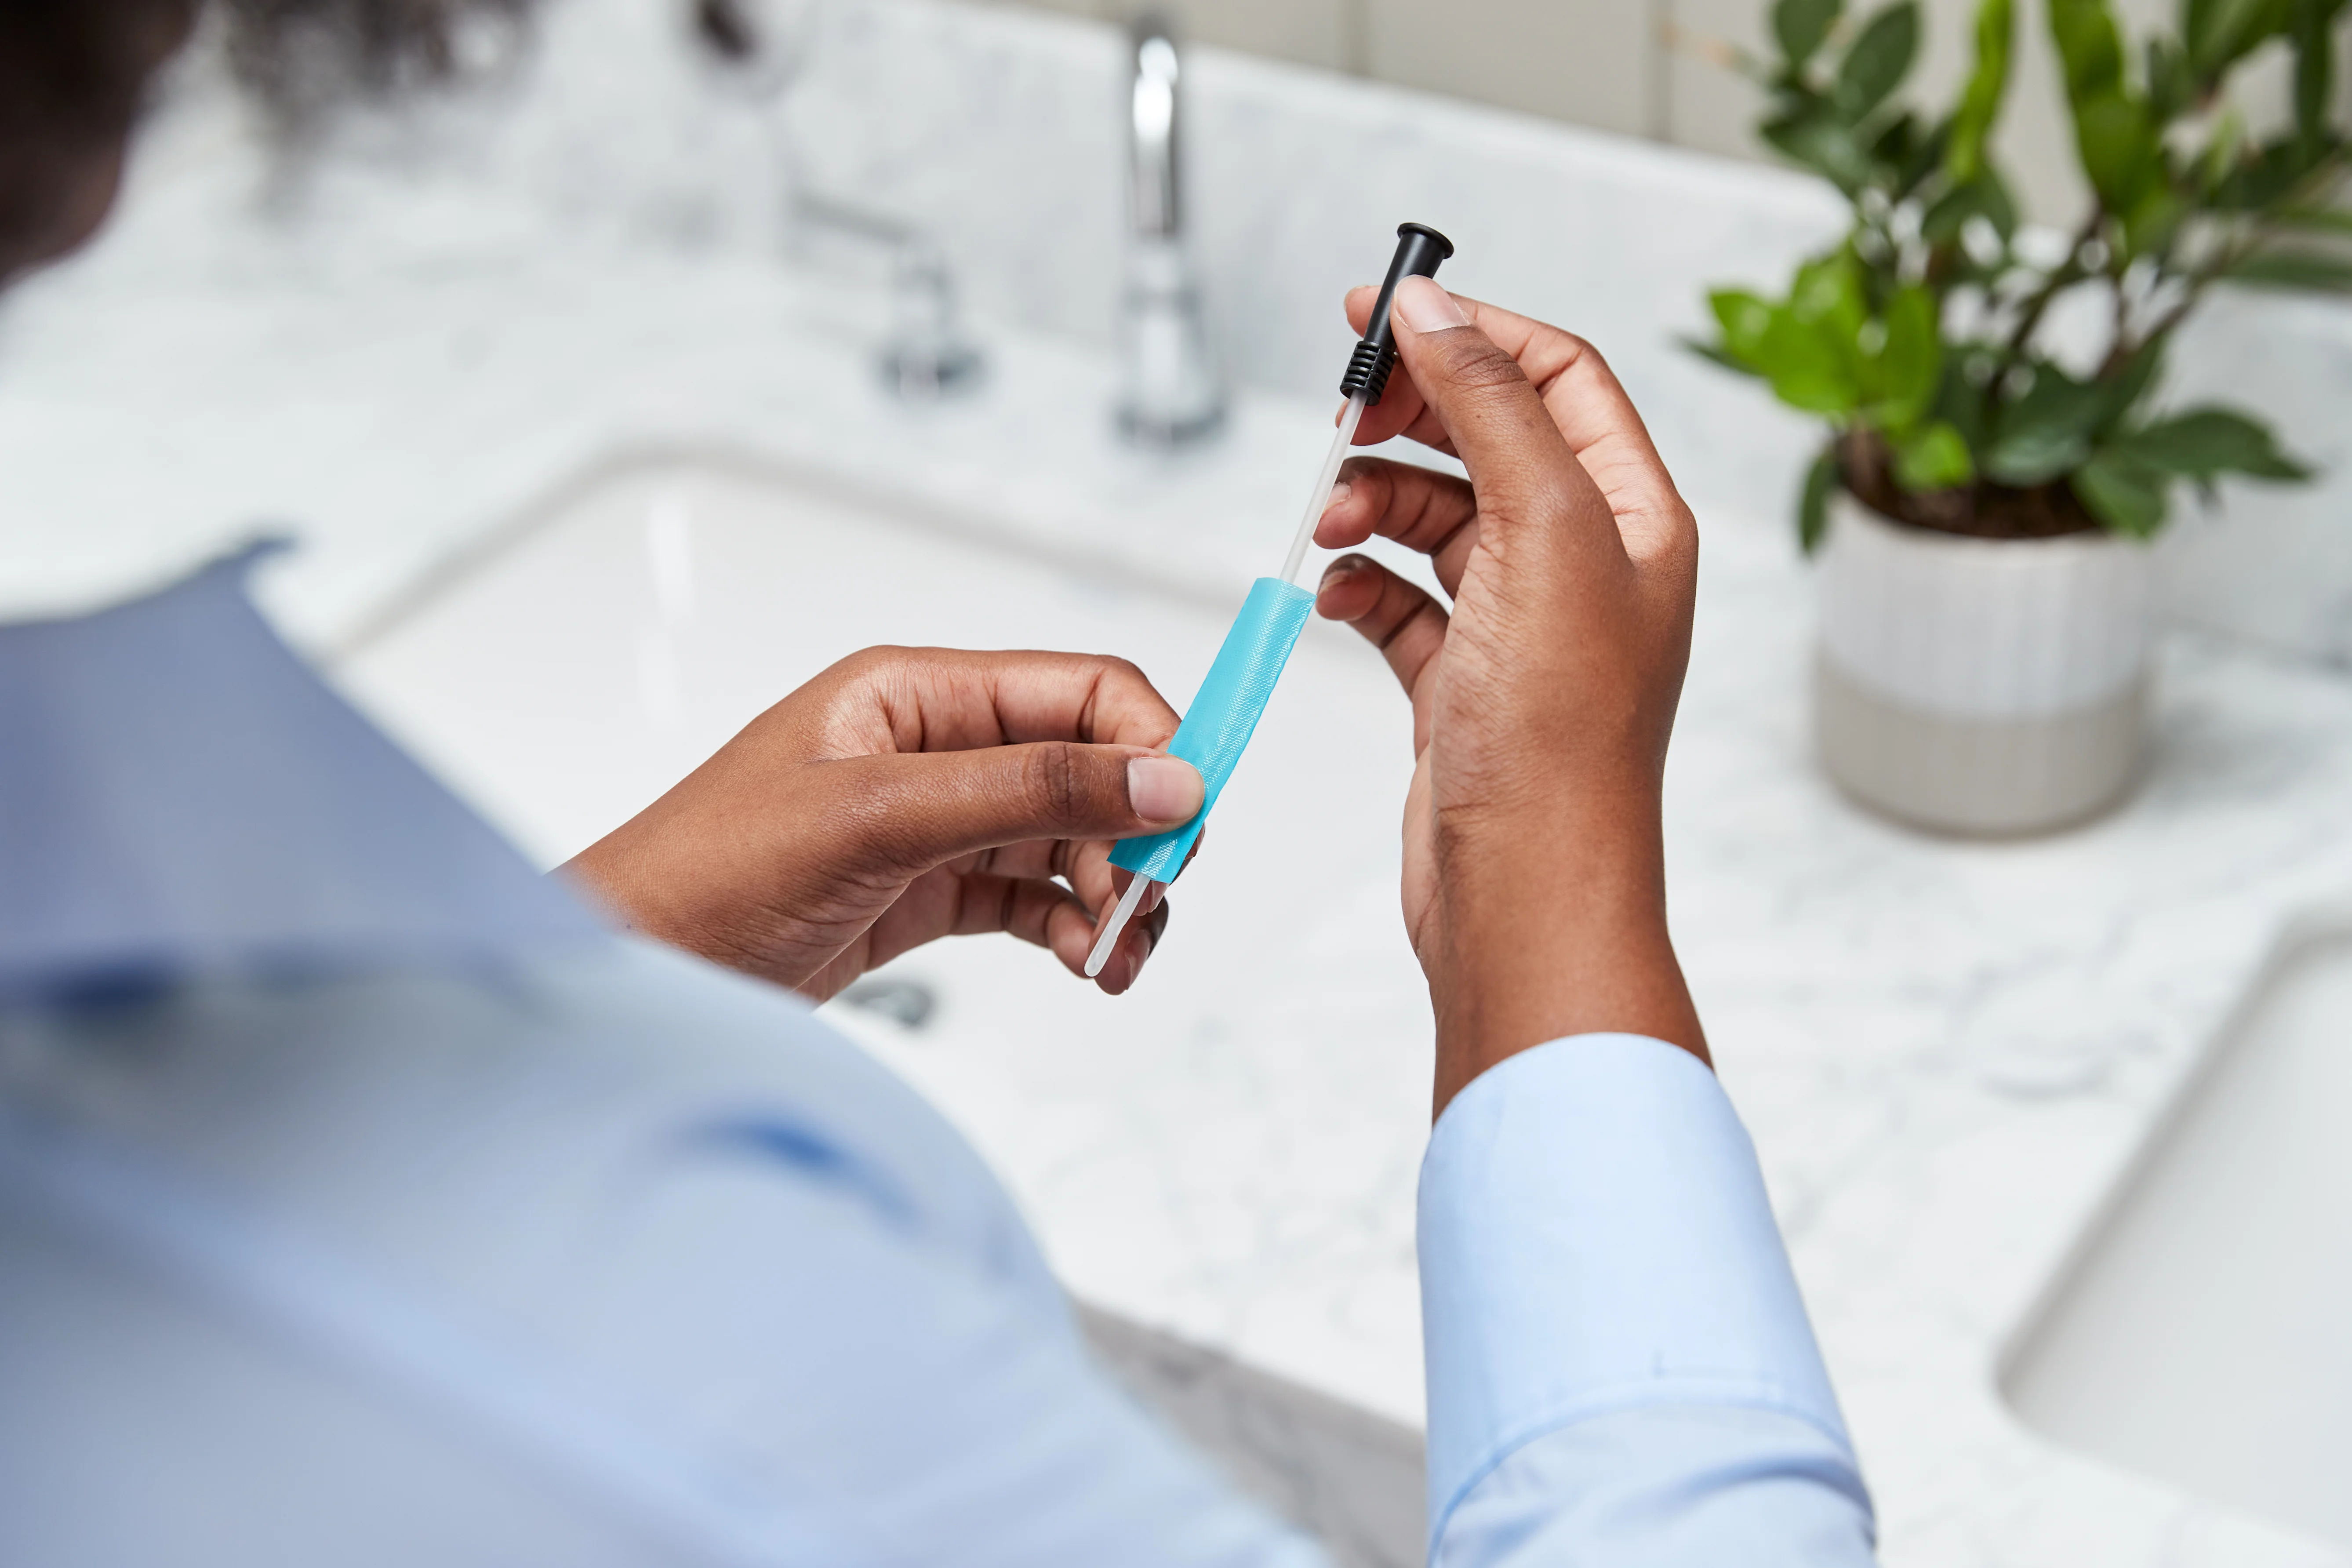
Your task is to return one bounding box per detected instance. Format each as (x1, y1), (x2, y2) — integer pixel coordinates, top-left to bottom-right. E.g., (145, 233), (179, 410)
(1978, 207), (2106, 426)
(2105, 263), (2133, 372)
(2001, 209), (2104, 364)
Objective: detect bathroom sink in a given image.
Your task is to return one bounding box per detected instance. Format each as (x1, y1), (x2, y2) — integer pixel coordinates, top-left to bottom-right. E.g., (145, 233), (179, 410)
(2002, 923), (2352, 1550)
(333, 451), (1413, 867)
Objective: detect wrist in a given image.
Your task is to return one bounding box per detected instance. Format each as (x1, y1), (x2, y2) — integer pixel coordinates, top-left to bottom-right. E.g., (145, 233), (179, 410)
(1424, 803), (1706, 1115)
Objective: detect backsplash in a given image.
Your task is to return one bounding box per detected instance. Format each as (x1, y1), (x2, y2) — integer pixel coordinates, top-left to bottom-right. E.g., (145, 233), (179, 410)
(109, 0), (2352, 667)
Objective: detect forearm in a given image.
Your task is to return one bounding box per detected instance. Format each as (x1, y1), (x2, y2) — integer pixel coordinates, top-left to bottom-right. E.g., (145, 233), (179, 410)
(1417, 1034), (1875, 1565)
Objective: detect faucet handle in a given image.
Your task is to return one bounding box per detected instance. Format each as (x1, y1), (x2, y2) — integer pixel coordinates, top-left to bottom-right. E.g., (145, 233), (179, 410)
(883, 236), (984, 400)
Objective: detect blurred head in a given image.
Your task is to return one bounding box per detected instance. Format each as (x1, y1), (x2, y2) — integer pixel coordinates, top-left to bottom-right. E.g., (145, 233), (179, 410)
(0, 0), (194, 282)
(0, 0), (536, 286)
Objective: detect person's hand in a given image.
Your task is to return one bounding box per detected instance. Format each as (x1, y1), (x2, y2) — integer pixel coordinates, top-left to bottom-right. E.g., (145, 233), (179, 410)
(1314, 276), (1708, 1113)
(561, 648), (1201, 1000)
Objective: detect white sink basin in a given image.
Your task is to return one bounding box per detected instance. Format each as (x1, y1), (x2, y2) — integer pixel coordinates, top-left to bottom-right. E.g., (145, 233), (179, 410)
(334, 454), (1275, 868)
(331, 452), (1442, 1426)
(2002, 923), (2352, 1551)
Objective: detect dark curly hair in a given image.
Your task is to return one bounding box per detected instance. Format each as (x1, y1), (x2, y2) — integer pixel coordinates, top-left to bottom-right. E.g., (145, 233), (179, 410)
(220, 0), (538, 132)
(0, 0), (537, 277)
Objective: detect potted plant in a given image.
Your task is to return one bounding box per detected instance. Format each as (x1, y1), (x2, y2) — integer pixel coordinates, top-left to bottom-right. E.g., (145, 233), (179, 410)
(1696, 0), (2348, 834)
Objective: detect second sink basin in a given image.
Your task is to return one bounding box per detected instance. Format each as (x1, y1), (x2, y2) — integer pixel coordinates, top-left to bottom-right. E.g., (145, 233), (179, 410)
(2001, 920), (2352, 1551)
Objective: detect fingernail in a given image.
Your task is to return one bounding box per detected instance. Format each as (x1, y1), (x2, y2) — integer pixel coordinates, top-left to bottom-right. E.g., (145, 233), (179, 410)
(1127, 755), (1203, 825)
(1322, 480), (1352, 515)
(1124, 928), (1154, 988)
(1393, 275), (1469, 334)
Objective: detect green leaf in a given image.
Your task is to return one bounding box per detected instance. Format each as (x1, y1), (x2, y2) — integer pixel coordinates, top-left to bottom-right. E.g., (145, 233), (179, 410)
(1987, 429), (2093, 485)
(1798, 449), (1840, 552)
(2048, 0), (2126, 102)
(1762, 110), (1876, 191)
(2289, 0), (2348, 148)
(2116, 407), (2312, 479)
(1789, 251), (1868, 334)
(1774, 0), (1844, 66)
(2211, 136), (2312, 209)
(2144, 35), (2195, 120)
(2273, 205), (2352, 234)
(2122, 187), (2185, 258)
(1983, 363), (2110, 483)
(1731, 252), (1875, 418)
(2073, 91), (2162, 210)
(2072, 448), (2171, 537)
(2226, 249), (2352, 291)
(1834, 3), (1921, 121)
(1683, 335), (1766, 377)
(2184, 0), (2219, 56)
(1944, 0), (2014, 184)
(1894, 419), (1976, 489)
(1933, 353), (1992, 451)
(2046, 0), (2167, 208)
(1922, 171), (2018, 247)
(1920, 182), (1974, 244)
(2185, 0), (2291, 74)
(1977, 166), (2020, 237)
(1872, 285), (1943, 425)
(1873, 112), (1937, 193)
(2095, 338), (2167, 439)
(1759, 309), (1864, 412)
(1709, 289), (1777, 365)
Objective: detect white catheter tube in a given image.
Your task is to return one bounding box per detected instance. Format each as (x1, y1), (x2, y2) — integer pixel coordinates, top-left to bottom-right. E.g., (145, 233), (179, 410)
(1084, 872), (1156, 979)
(1279, 393), (1367, 587)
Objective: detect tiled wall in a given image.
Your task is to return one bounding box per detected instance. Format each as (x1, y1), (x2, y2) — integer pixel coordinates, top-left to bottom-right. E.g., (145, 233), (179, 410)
(1000, 0), (2313, 228)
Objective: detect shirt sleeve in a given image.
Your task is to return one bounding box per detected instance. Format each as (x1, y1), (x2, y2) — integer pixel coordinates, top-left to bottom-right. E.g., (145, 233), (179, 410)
(1416, 1033), (1877, 1566)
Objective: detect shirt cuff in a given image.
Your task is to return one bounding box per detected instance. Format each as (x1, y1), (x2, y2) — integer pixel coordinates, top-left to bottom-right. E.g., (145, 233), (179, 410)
(1417, 1033), (1851, 1545)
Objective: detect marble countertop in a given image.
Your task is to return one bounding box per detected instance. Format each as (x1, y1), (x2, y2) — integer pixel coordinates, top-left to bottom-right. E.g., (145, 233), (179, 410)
(7, 23), (2352, 1568)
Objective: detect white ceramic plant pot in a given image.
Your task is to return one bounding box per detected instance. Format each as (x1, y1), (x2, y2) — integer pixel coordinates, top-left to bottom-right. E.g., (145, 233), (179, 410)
(1814, 494), (2156, 836)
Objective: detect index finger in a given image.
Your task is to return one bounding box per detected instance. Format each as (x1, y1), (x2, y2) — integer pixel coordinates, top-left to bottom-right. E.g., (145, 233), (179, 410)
(1343, 285), (1686, 550)
(807, 648), (1183, 758)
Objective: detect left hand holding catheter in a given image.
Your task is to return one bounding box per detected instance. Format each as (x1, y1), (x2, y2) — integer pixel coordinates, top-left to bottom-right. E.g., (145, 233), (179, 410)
(1085, 222), (1456, 977)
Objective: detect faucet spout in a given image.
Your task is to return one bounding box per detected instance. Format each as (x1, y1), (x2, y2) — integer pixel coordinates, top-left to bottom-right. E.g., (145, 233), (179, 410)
(1117, 16), (1224, 449)
(1130, 29), (1180, 239)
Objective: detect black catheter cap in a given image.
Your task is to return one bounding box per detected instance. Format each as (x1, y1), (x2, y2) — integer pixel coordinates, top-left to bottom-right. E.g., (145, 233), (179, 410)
(1338, 222), (1455, 405)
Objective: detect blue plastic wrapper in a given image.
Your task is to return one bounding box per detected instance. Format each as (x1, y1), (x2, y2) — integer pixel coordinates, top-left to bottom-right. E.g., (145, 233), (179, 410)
(1109, 576), (1316, 885)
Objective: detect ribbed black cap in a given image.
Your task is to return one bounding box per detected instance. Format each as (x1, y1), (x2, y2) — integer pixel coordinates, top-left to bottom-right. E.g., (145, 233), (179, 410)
(1339, 222), (1454, 405)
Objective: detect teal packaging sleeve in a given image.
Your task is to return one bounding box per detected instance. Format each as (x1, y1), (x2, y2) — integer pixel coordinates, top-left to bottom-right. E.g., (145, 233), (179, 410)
(1110, 576), (1316, 885)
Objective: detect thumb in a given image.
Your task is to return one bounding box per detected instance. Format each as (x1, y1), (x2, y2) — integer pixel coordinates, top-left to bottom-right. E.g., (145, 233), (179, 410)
(1387, 275), (1617, 563)
(830, 744), (1203, 874)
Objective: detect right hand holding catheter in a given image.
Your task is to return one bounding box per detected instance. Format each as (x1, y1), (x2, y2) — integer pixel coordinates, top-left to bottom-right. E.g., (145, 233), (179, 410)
(1310, 273), (1709, 1112)
(1084, 223), (1454, 977)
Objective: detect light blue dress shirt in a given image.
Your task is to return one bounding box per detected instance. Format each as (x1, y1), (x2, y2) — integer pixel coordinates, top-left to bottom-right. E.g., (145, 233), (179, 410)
(0, 553), (1876, 1566)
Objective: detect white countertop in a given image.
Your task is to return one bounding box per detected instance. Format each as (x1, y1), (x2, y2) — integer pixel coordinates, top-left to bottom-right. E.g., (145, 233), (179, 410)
(8, 25), (2352, 1568)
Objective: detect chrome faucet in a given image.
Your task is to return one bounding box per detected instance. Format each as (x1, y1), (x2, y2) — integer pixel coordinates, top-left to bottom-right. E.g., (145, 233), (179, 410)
(795, 194), (985, 400)
(1116, 17), (1224, 447)
(695, 0), (982, 400)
